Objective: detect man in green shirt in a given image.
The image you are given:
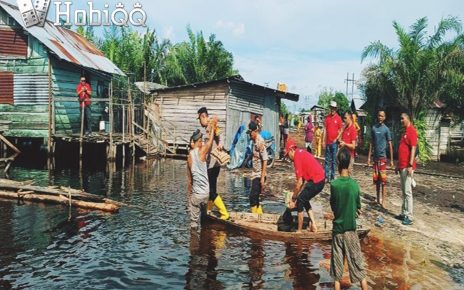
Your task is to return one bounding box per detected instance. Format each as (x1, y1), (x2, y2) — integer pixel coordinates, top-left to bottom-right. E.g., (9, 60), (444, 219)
(330, 147), (368, 290)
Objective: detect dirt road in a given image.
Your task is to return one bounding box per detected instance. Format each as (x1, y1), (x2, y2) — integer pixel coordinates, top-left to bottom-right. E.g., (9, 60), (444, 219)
(238, 130), (464, 287)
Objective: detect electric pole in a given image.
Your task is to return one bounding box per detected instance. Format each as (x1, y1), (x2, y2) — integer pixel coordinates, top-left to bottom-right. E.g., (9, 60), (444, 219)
(344, 73), (356, 102)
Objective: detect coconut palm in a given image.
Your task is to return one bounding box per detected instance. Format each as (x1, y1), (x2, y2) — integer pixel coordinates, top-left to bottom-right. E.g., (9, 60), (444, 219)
(361, 16), (464, 121)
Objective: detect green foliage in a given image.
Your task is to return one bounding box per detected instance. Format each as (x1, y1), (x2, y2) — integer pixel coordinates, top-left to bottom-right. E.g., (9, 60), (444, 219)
(413, 115), (433, 163)
(163, 26), (238, 85)
(317, 88), (350, 115)
(361, 16), (464, 122)
(78, 26), (237, 87)
(280, 102), (289, 116)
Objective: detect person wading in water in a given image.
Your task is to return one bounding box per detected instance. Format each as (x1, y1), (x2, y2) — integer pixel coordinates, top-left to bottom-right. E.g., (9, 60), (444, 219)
(187, 119), (218, 229)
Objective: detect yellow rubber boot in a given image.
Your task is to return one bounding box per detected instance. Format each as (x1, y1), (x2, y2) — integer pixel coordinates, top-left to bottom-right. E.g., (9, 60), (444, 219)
(213, 195), (229, 220)
(256, 205), (263, 214)
(251, 206), (257, 213)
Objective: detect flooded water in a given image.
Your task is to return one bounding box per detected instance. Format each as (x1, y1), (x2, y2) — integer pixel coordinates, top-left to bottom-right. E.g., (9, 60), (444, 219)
(0, 159), (459, 289)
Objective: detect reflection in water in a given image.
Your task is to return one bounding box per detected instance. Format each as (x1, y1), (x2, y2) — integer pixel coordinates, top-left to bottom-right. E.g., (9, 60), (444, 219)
(284, 242), (321, 290)
(247, 239), (264, 288)
(0, 159), (459, 289)
(185, 228), (224, 290)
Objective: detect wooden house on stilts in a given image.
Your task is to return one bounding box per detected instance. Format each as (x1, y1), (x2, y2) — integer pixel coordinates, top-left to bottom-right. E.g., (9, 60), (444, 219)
(0, 1), (124, 158)
(148, 75), (299, 154)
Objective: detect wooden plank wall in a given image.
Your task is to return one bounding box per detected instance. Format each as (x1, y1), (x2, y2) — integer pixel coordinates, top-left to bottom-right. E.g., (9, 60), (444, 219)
(227, 82), (280, 151)
(424, 109), (442, 160)
(154, 83), (228, 146)
(0, 37), (49, 137)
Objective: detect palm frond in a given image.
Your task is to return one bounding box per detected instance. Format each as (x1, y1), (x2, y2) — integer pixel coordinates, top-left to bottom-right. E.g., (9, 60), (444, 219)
(429, 16), (462, 48)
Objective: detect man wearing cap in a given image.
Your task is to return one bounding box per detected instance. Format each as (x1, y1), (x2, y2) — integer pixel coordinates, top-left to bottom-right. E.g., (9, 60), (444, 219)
(323, 101), (343, 182)
(76, 76), (92, 136)
(197, 107), (229, 220)
(285, 139), (326, 233)
(187, 121), (217, 229)
(247, 121), (268, 214)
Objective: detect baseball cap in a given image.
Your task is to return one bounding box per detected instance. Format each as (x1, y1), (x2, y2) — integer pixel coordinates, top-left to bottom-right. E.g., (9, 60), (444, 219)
(197, 107), (208, 119)
(330, 101), (337, 108)
(190, 129), (203, 142)
(247, 121), (258, 134)
(284, 139), (297, 156)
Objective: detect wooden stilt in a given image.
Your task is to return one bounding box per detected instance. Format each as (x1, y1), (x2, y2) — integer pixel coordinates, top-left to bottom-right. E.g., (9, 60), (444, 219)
(79, 104), (85, 160)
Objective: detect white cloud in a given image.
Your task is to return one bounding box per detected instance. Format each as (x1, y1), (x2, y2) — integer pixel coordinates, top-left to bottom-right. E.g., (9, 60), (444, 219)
(162, 26), (175, 41)
(235, 52), (364, 111)
(215, 20), (245, 36)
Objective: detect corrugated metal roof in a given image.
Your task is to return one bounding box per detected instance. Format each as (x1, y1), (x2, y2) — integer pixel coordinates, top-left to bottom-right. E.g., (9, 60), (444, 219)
(0, 1), (124, 76)
(351, 97), (366, 111)
(0, 28), (28, 57)
(151, 75), (300, 101)
(14, 74), (48, 104)
(0, 71), (14, 104)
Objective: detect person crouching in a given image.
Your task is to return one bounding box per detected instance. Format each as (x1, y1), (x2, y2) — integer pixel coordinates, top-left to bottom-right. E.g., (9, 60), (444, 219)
(285, 138), (326, 233)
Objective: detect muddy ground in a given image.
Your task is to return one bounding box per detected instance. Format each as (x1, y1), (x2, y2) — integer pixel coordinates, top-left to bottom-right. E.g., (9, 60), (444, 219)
(236, 130), (464, 286)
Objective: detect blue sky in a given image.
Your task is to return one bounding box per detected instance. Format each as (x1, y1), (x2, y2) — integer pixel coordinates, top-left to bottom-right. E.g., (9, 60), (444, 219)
(11, 0), (463, 111)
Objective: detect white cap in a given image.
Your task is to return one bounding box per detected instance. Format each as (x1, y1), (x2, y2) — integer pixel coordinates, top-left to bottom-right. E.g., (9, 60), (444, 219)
(330, 101), (337, 108)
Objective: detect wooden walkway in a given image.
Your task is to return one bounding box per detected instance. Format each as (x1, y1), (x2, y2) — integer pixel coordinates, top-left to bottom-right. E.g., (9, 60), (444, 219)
(53, 132), (131, 145)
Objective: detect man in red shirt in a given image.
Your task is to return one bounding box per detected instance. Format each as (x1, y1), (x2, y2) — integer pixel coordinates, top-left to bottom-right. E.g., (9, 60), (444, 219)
(285, 139), (326, 233)
(76, 76), (92, 136)
(339, 111), (357, 174)
(323, 101), (343, 182)
(395, 113), (418, 226)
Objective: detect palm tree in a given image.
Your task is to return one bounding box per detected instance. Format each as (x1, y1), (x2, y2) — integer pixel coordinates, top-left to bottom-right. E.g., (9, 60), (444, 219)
(361, 16), (463, 121)
(164, 27), (237, 86)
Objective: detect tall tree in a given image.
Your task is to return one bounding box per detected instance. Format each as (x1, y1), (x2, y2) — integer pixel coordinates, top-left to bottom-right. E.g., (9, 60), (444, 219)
(317, 89), (350, 115)
(361, 16), (464, 121)
(164, 26), (238, 85)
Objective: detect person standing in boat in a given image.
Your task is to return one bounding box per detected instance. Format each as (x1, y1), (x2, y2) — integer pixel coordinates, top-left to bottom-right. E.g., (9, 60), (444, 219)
(197, 107), (229, 220)
(330, 147), (368, 290)
(247, 121), (268, 214)
(187, 120), (217, 229)
(284, 139), (325, 233)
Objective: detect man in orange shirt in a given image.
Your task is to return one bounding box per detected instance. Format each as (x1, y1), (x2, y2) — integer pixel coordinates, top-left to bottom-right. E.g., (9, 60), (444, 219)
(76, 76), (92, 136)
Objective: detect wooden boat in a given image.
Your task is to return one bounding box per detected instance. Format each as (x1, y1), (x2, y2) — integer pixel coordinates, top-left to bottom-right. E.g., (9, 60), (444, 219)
(205, 211), (370, 242)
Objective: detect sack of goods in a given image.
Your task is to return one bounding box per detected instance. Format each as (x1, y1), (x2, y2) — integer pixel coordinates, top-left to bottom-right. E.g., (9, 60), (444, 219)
(211, 147), (230, 166)
(283, 190), (293, 208)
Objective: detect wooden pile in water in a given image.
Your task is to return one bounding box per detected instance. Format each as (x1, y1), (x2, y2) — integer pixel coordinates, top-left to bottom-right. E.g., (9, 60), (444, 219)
(0, 179), (121, 213)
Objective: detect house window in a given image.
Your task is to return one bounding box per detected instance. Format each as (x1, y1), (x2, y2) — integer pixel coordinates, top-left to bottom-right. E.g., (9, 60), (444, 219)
(97, 80), (108, 97)
(7, 16), (17, 26)
(0, 72), (14, 104)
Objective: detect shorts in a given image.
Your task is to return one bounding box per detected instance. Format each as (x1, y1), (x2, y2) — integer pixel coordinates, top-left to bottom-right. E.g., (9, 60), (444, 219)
(330, 231), (366, 283)
(373, 158), (387, 185)
(296, 179), (325, 212)
(250, 178), (262, 207)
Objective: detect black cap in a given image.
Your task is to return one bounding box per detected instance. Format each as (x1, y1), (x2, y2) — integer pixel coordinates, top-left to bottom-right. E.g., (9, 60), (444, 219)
(190, 129), (203, 142)
(197, 107), (208, 118)
(247, 121), (258, 134)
